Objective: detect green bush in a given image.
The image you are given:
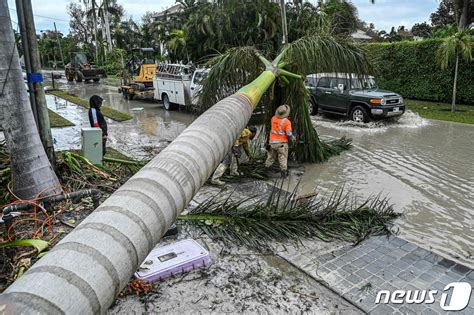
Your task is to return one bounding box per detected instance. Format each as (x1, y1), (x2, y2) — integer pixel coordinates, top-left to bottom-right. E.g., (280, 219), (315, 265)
(364, 39), (474, 105)
(103, 48), (127, 77)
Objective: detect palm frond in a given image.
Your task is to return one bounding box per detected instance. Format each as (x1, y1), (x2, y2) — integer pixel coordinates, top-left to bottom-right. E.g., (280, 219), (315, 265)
(195, 46), (266, 113)
(267, 79), (351, 163)
(178, 183), (400, 250)
(279, 34), (375, 76)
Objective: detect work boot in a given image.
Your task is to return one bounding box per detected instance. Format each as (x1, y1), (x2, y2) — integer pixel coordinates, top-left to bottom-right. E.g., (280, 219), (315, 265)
(211, 164), (227, 186)
(280, 170), (289, 178)
(230, 162), (239, 176)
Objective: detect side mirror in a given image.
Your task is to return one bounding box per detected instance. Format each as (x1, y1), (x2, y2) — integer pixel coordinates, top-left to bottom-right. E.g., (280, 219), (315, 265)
(338, 83), (344, 93)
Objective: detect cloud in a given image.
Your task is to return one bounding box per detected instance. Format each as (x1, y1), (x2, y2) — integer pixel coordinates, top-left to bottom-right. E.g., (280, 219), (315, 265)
(352, 0), (439, 31)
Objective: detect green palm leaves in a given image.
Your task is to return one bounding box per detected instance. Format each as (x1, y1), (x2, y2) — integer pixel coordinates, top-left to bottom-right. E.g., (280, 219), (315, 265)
(197, 34), (373, 163)
(178, 185), (399, 250)
(436, 30), (473, 111)
(436, 30), (473, 70)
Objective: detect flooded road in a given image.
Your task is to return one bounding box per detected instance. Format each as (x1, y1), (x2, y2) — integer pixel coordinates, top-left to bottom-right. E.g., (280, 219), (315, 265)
(291, 113), (474, 268)
(45, 81), (474, 268)
(47, 82), (196, 158)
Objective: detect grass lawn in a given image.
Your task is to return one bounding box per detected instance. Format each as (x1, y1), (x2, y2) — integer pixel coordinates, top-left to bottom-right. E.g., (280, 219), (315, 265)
(46, 89), (133, 122)
(103, 75), (121, 87)
(406, 99), (474, 125)
(48, 109), (74, 127)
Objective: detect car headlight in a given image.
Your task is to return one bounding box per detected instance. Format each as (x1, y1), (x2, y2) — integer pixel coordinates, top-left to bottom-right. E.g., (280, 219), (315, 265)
(399, 97), (404, 104)
(381, 99), (386, 105)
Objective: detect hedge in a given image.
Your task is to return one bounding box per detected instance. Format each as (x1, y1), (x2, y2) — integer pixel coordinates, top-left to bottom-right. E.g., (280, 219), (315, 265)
(364, 39), (474, 105)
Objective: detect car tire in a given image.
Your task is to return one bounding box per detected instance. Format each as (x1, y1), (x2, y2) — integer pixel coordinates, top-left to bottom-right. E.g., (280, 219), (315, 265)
(93, 78), (100, 82)
(350, 105), (369, 123)
(162, 94), (176, 110)
(308, 97), (318, 115)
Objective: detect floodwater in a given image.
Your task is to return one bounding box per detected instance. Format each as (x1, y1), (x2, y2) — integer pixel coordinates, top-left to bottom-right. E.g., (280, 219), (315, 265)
(45, 80), (474, 268)
(46, 81), (196, 159)
(291, 112), (474, 268)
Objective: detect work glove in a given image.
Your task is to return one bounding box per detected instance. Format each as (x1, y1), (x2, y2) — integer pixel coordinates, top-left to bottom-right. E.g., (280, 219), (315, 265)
(291, 135), (296, 142)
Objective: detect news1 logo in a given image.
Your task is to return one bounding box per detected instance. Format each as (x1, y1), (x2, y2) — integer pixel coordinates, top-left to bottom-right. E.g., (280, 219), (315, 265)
(375, 282), (472, 311)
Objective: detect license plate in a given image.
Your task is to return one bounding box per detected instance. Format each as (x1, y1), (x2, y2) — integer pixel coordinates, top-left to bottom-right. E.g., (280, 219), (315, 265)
(392, 107), (399, 112)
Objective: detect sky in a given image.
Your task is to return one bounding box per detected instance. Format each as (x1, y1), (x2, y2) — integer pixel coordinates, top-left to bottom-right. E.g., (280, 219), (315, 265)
(6, 0), (439, 35)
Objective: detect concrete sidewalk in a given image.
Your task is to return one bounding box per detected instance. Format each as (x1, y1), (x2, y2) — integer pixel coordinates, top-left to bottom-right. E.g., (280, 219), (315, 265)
(279, 235), (474, 314)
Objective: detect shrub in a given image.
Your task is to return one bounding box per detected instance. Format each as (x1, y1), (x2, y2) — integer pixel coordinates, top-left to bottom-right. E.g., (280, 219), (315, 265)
(364, 39), (474, 104)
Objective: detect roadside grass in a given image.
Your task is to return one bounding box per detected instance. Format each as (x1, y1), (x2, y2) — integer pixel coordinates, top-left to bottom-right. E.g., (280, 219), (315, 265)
(48, 109), (74, 127)
(406, 99), (474, 125)
(46, 89), (133, 122)
(103, 75), (122, 87)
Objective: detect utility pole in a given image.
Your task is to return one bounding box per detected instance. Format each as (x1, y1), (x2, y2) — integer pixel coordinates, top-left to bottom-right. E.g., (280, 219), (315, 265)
(15, 0), (38, 125)
(280, 0), (289, 46)
(54, 22), (65, 67)
(16, 0), (56, 165)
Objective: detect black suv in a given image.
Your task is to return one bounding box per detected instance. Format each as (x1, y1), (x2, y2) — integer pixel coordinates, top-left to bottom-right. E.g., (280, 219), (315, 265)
(306, 73), (405, 122)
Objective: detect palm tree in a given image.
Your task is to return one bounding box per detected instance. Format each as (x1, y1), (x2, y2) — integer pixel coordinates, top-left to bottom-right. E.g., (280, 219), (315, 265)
(0, 0), (61, 199)
(436, 30), (473, 112)
(198, 33), (374, 163)
(167, 28), (189, 62)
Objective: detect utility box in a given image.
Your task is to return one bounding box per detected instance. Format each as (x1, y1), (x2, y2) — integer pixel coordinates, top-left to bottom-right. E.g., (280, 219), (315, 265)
(81, 127), (102, 165)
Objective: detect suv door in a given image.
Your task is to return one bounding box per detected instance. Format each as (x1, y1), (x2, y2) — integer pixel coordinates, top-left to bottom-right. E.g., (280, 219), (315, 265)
(328, 77), (349, 113)
(315, 77), (331, 109)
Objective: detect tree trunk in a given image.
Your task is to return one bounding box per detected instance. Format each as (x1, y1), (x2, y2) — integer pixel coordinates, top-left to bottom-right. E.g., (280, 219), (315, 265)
(0, 70), (275, 313)
(103, 5), (113, 51)
(92, 0), (99, 64)
(0, 0), (61, 200)
(458, 0), (471, 29)
(451, 54), (459, 113)
(19, 0), (56, 165)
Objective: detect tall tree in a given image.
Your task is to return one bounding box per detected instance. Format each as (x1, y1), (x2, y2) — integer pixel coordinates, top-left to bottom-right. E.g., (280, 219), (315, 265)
(431, 0), (457, 28)
(436, 30), (473, 112)
(411, 22), (433, 38)
(0, 0), (61, 199)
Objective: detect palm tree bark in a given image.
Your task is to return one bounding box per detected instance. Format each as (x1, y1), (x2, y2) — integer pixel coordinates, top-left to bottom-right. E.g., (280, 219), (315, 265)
(0, 71), (274, 313)
(0, 0), (61, 199)
(451, 54), (459, 112)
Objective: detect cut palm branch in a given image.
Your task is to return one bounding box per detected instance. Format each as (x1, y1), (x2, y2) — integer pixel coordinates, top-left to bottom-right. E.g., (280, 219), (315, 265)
(0, 239), (49, 253)
(178, 184), (400, 251)
(197, 34), (374, 163)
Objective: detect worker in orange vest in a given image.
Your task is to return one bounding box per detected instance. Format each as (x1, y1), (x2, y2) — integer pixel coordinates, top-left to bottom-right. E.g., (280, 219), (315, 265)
(264, 105), (295, 177)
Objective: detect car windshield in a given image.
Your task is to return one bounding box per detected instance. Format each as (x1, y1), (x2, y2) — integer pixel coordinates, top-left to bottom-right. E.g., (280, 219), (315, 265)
(193, 71), (208, 85)
(73, 53), (88, 65)
(350, 77), (377, 89)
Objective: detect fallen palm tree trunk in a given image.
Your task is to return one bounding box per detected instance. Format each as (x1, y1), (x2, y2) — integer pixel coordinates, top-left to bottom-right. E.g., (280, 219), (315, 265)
(0, 71), (274, 313)
(0, 36), (373, 313)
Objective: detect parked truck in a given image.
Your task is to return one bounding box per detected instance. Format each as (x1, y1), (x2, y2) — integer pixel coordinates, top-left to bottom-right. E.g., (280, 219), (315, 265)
(119, 48), (156, 100)
(153, 63), (208, 110)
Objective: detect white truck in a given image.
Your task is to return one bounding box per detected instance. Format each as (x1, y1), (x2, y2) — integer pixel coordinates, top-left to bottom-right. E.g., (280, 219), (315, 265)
(153, 64), (208, 110)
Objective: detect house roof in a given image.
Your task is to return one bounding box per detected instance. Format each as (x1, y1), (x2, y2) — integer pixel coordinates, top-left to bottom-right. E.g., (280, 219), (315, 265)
(155, 3), (184, 19)
(351, 29), (372, 40)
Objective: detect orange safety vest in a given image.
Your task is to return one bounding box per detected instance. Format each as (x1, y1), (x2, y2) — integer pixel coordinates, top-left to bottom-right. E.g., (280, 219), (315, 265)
(269, 116), (292, 143)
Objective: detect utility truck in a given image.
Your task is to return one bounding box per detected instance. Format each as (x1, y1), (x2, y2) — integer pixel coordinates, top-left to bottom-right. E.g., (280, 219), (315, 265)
(153, 64), (208, 110)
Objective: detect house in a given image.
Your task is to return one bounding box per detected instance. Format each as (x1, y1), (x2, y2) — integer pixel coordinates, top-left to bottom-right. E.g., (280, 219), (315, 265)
(350, 29), (373, 42)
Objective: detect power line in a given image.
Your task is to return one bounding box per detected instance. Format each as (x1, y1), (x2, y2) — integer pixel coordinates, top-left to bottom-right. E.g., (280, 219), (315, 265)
(9, 8), (69, 23)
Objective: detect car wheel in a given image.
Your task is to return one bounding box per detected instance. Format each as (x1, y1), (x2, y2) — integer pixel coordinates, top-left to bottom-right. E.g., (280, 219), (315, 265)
(163, 94), (175, 110)
(350, 105), (369, 123)
(308, 97), (318, 115)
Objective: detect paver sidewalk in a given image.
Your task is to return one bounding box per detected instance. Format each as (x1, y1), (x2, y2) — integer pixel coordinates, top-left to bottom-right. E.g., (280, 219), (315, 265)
(279, 236), (474, 314)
